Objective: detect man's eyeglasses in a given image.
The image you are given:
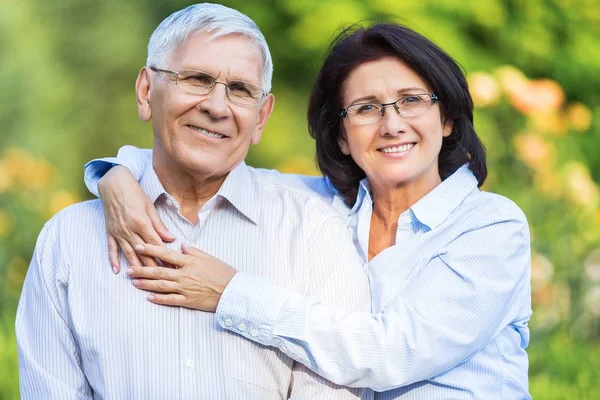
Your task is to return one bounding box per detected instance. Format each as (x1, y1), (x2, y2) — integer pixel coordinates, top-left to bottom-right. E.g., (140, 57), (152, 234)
(149, 67), (266, 107)
(339, 93), (439, 124)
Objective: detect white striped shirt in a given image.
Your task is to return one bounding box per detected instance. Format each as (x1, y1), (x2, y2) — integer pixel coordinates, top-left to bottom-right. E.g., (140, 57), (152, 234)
(83, 146), (532, 399)
(17, 161), (371, 399)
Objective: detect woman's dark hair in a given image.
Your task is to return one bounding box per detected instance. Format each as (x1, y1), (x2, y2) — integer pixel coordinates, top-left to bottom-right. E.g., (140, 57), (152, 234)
(308, 23), (487, 206)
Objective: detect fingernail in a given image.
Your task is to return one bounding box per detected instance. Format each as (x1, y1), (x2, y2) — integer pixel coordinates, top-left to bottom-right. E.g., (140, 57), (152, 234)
(135, 245), (144, 252)
(125, 268), (134, 276)
(148, 295), (155, 301)
(112, 266), (118, 274)
(166, 230), (175, 238)
(132, 280), (140, 286)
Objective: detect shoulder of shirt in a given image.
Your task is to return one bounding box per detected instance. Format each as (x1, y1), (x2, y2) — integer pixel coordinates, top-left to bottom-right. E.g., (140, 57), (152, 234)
(246, 166), (344, 221)
(457, 188), (529, 231)
(248, 167), (335, 198)
(44, 199), (105, 238)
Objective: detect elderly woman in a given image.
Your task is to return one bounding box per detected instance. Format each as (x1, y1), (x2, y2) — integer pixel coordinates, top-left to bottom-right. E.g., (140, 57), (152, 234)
(85, 23), (531, 399)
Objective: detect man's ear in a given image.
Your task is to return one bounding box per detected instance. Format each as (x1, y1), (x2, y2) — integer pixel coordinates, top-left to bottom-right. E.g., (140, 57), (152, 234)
(250, 93), (275, 145)
(136, 67), (152, 122)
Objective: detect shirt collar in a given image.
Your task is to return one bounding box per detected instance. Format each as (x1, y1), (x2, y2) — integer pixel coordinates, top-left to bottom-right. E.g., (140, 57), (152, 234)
(139, 163), (169, 205)
(216, 161), (259, 224)
(346, 163), (478, 229)
(411, 164), (478, 229)
(139, 161), (259, 224)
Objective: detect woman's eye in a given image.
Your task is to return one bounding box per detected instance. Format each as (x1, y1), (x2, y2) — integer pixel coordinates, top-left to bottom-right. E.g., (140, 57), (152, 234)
(356, 104), (378, 114)
(403, 95), (425, 104)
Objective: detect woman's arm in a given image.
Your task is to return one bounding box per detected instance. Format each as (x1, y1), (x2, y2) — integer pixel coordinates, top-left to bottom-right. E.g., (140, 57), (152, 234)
(84, 146), (174, 270)
(129, 213), (531, 391)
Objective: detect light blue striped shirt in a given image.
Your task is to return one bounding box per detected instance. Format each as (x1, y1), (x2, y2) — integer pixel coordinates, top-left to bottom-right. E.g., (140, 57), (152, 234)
(83, 146), (532, 399)
(17, 160), (370, 399)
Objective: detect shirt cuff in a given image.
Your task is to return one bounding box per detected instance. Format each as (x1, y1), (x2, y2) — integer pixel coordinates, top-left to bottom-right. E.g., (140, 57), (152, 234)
(83, 159), (117, 197)
(215, 271), (289, 348)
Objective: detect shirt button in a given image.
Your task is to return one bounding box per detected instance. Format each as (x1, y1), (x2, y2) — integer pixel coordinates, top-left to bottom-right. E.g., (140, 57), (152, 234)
(224, 319), (233, 327)
(186, 359), (195, 368)
(279, 345), (287, 353)
(250, 329), (259, 337)
(238, 323), (246, 331)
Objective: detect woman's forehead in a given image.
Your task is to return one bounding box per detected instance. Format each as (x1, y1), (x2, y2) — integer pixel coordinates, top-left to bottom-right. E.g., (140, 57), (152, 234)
(342, 57), (429, 102)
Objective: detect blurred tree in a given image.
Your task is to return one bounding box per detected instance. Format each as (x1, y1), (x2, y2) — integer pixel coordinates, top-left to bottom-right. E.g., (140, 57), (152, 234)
(1, 0), (599, 398)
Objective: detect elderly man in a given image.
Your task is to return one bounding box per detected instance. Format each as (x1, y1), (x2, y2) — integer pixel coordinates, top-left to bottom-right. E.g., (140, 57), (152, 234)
(16, 3), (369, 399)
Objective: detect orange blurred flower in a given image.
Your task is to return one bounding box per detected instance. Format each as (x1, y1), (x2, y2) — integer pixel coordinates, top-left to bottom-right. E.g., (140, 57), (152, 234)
(567, 102), (593, 132)
(529, 110), (569, 137)
(2, 148), (54, 190)
(513, 133), (556, 171)
(563, 163), (599, 208)
(531, 252), (553, 292)
(509, 79), (565, 116)
(495, 65), (529, 96)
(468, 72), (500, 107)
(533, 171), (562, 198)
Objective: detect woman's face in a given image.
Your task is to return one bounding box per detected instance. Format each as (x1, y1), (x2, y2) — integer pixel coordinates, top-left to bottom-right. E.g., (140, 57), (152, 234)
(339, 56), (452, 195)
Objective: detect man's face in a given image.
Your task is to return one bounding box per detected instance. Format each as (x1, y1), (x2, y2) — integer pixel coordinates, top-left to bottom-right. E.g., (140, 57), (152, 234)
(137, 32), (274, 180)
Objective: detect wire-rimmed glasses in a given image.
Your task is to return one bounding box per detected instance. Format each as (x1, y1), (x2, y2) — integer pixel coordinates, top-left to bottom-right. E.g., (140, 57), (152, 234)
(149, 66), (266, 107)
(339, 93), (439, 124)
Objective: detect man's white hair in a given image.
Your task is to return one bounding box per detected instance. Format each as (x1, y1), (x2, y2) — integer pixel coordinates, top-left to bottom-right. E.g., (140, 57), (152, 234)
(147, 3), (273, 93)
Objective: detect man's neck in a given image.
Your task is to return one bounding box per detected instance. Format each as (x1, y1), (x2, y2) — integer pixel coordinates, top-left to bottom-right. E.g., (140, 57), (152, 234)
(152, 152), (228, 225)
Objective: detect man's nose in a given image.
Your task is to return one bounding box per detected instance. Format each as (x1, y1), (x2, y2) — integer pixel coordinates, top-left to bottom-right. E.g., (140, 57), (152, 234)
(199, 82), (229, 119)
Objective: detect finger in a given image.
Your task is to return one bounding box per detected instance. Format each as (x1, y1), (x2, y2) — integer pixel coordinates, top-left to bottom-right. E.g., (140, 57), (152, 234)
(132, 278), (180, 294)
(125, 232), (160, 267)
(147, 293), (187, 307)
(181, 242), (208, 257)
(107, 234), (120, 274)
(135, 244), (188, 266)
(126, 266), (177, 281)
(147, 203), (175, 243)
(119, 238), (143, 267)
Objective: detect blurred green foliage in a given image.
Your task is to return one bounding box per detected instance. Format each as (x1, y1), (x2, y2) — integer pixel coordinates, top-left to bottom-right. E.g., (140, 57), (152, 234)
(1, 0), (599, 398)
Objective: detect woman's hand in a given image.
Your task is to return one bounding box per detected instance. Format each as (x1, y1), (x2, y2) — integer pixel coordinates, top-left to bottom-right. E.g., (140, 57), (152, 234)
(126, 243), (238, 312)
(98, 166), (175, 272)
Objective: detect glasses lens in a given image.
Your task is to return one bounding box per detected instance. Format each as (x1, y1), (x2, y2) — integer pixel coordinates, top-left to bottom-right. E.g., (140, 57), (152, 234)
(227, 81), (264, 106)
(176, 70), (215, 95)
(347, 104), (382, 124)
(397, 94), (434, 116)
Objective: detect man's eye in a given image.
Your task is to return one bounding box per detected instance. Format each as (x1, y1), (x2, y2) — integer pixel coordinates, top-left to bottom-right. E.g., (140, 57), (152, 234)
(229, 82), (252, 96)
(187, 74), (213, 85)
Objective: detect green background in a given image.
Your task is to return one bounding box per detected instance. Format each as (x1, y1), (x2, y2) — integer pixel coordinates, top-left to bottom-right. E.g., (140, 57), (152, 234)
(1, 0), (600, 398)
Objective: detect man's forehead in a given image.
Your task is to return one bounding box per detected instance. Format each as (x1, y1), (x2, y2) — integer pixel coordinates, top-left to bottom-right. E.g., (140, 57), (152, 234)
(170, 31), (264, 83)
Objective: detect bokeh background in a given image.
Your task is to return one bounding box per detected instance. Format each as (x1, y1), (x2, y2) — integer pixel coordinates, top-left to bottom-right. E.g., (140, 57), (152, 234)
(1, 0), (599, 398)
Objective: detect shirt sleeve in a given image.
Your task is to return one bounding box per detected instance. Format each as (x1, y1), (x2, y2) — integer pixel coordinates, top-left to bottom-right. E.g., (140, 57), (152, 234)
(83, 145), (152, 197)
(219, 204), (370, 397)
(288, 209), (368, 399)
(16, 220), (93, 399)
(216, 214), (530, 391)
